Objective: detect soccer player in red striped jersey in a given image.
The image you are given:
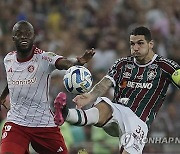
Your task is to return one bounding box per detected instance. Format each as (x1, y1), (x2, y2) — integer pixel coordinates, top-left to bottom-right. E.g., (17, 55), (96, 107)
(0, 20), (95, 154)
(54, 26), (180, 154)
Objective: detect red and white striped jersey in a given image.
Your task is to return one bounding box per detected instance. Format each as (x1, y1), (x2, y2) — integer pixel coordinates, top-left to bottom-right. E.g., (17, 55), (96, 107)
(4, 46), (63, 127)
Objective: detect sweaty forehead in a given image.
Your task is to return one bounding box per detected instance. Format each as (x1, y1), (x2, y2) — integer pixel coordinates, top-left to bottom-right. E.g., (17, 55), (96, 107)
(130, 35), (146, 42)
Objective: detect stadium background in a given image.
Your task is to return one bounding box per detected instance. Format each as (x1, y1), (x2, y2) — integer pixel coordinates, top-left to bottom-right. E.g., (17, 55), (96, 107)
(0, 0), (180, 153)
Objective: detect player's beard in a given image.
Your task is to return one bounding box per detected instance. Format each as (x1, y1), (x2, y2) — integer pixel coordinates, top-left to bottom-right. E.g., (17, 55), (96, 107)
(16, 42), (34, 54)
(134, 48), (150, 64)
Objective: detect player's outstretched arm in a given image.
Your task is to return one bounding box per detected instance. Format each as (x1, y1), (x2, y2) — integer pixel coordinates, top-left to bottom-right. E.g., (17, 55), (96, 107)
(55, 48), (95, 70)
(0, 84), (9, 110)
(172, 69), (180, 86)
(73, 76), (113, 108)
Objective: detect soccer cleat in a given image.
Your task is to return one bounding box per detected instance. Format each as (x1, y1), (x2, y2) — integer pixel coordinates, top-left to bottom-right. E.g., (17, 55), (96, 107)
(54, 92), (67, 126)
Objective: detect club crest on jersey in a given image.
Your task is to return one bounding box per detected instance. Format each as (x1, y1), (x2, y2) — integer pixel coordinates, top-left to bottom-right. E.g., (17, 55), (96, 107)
(28, 65), (35, 73)
(147, 70), (157, 81)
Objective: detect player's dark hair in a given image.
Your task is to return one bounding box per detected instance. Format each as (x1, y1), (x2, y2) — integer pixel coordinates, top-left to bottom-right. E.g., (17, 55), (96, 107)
(130, 26), (152, 42)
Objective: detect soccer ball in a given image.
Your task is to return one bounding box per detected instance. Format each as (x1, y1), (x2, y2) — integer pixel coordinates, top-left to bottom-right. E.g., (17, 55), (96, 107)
(63, 66), (93, 94)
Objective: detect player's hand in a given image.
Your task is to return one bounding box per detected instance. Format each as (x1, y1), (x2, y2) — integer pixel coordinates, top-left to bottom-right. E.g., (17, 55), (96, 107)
(77, 48), (95, 65)
(73, 93), (94, 109)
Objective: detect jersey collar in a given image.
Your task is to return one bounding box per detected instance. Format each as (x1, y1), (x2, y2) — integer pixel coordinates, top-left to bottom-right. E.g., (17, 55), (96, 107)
(134, 54), (158, 67)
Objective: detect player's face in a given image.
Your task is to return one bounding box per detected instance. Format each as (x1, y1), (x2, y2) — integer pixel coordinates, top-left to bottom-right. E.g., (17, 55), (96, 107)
(12, 23), (35, 53)
(130, 35), (154, 63)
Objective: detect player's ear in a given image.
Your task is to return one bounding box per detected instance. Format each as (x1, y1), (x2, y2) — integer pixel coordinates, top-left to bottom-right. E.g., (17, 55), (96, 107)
(149, 40), (154, 49)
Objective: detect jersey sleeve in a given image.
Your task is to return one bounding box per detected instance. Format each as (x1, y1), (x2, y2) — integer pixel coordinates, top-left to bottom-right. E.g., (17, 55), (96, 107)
(3, 52), (15, 72)
(106, 58), (124, 87)
(160, 58), (180, 88)
(41, 52), (63, 73)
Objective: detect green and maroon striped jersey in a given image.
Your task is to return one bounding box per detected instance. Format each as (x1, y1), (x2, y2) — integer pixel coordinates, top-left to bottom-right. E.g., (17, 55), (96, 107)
(107, 54), (180, 128)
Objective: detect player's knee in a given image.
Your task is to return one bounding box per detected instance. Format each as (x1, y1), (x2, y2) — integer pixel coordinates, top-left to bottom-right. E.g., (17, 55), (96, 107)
(94, 101), (113, 126)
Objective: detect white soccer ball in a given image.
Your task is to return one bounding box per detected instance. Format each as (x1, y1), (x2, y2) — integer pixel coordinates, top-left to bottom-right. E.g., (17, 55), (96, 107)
(63, 66), (93, 94)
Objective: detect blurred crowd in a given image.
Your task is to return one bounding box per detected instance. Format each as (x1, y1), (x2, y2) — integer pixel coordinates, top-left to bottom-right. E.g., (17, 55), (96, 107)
(0, 0), (180, 153)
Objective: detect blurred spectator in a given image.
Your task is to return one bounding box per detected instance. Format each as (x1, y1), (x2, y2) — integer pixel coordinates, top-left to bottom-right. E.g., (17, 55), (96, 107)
(92, 38), (117, 72)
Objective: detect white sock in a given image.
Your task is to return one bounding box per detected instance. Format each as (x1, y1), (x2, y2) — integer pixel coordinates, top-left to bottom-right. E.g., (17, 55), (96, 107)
(66, 107), (99, 126)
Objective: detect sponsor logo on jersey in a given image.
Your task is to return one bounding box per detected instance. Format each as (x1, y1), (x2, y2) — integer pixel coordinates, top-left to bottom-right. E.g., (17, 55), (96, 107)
(160, 57), (179, 69)
(57, 146), (63, 152)
(8, 77), (37, 85)
(119, 80), (153, 89)
(28, 65), (35, 73)
(127, 81), (153, 89)
(123, 72), (131, 78)
(42, 56), (52, 62)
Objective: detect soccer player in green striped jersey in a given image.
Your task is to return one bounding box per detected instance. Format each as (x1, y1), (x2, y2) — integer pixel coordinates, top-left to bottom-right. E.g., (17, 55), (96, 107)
(54, 26), (180, 154)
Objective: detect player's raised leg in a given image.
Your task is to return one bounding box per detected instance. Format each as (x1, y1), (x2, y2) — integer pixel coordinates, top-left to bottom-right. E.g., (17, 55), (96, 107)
(54, 92), (113, 127)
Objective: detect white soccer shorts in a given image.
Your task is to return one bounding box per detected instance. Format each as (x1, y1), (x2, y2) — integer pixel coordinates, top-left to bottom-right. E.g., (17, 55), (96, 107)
(94, 97), (148, 154)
